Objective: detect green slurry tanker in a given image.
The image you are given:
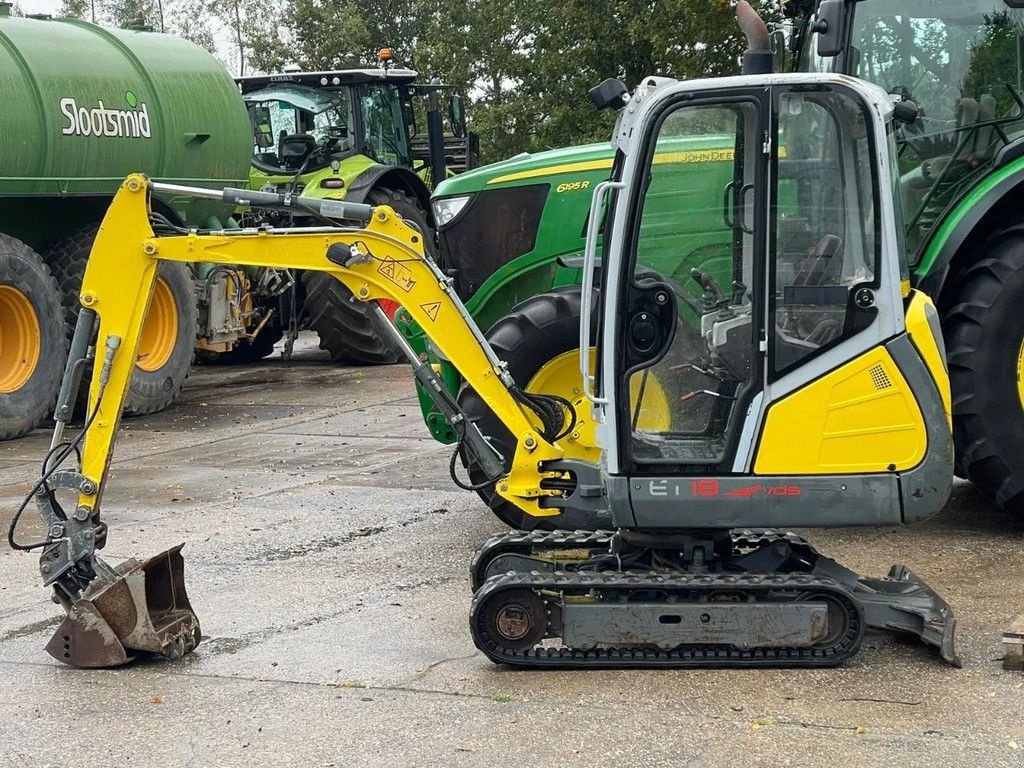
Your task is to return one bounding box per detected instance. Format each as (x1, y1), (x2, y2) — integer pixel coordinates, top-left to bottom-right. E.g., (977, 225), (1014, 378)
(0, 7), (252, 440)
(414, 0), (1024, 526)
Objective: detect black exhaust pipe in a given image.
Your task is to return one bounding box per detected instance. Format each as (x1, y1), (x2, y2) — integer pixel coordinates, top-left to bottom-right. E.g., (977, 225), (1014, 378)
(737, 0), (773, 76)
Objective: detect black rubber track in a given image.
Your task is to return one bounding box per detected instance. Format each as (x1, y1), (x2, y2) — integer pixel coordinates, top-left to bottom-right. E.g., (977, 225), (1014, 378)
(302, 188), (435, 365)
(48, 225), (198, 416)
(943, 232), (1024, 511)
(470, 570), (865, 669)
(0, 234), (67, 440)
(458, 285), (603, 531)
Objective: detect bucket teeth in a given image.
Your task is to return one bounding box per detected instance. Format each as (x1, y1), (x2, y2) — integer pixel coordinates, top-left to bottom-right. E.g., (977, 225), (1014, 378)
(46, 544), (201, 668)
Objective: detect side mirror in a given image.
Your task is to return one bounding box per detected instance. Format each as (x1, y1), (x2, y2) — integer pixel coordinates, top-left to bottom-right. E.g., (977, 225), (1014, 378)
(815, 0), (847, 59)
(893, 100), (920, 126)
(771, 28), (787, 72)
(401, 94), (417, 136)
(449, 94), (466, 138)
(252, 106), (274, 148)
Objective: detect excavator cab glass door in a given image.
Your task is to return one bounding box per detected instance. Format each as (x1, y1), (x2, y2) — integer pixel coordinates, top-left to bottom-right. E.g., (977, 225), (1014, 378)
(599, 80), (889, 479)
(608, 90), (769, 472)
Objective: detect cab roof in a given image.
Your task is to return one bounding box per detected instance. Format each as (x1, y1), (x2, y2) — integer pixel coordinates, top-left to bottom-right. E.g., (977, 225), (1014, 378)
(236, 69), (419, 94)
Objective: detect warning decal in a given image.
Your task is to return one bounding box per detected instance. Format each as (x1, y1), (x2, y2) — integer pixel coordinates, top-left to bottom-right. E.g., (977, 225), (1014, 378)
(377, 257), (416, 292)
(420, 301), (441, 322)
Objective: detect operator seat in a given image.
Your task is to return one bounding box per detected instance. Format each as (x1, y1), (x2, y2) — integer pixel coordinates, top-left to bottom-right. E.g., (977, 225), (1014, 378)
(279, 134), (317, 170)
(791, 234), (844, 287)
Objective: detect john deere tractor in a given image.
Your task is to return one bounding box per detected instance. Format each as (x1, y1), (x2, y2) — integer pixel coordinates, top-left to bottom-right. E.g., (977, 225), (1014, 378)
(236, 58), (477, 363)
(411, 0), (1024, 525)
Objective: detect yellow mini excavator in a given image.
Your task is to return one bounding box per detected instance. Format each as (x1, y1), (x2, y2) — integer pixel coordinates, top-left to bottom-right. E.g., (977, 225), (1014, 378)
(12, 4), (960, 669)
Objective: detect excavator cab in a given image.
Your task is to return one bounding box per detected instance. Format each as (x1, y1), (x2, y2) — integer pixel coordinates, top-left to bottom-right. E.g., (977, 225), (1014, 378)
(464, 71), (958, 668)
(580, 73), (952, 531)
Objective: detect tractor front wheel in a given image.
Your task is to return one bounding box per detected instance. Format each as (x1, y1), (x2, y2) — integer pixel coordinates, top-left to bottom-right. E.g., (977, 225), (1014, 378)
(0, 235), (67, 440)
(945, 233), (1024, 511)
(459, 287), (606, 531)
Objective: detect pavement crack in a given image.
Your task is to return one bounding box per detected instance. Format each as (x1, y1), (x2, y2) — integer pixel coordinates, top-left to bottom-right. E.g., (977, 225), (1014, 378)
(0, 615), (60, 642)
(402, 652), (480, 685)
(253, 525), (392, 562)
(839, 696), (922, 706)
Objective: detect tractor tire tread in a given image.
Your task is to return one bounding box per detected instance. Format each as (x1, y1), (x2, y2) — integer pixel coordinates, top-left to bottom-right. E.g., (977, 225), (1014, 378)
(47, 225), (197, 416)
(0, 234), (67, 440)
(943, 233), (1024, 511)
(458, 285), (601, 531)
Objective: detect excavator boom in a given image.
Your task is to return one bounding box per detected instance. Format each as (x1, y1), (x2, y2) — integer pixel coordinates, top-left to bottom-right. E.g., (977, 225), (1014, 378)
(20, 174), (569, 666)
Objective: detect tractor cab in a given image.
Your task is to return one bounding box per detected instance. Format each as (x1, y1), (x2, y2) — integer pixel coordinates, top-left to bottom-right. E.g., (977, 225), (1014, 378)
(236, 64), (477, 200)
(785, 0), (1024, 254)
(244, 82), (358, 173)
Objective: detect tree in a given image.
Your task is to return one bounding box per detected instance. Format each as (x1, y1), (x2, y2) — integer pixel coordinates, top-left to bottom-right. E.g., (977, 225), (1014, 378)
(403, 0), (778, 160)
(168, 0), (217, 52)
(58, 0), (92, 19)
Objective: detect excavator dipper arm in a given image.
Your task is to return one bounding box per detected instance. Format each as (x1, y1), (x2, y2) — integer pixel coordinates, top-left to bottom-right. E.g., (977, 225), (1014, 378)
(21, 174), (566, 666)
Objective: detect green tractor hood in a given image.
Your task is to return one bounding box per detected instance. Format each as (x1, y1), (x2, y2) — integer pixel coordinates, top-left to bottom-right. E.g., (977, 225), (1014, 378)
(432, 142), (614, 197)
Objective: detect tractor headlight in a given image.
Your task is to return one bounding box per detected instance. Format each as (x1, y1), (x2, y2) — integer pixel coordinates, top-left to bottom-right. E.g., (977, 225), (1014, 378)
(432, 195), (471, 229)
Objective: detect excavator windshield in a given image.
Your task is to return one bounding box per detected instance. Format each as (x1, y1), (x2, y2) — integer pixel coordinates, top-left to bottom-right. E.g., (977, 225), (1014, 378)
(803, 1), (1024, 253)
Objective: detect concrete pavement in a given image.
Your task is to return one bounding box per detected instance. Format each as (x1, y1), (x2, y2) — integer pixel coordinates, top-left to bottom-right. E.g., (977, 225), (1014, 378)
(2, 336), (1024, 767)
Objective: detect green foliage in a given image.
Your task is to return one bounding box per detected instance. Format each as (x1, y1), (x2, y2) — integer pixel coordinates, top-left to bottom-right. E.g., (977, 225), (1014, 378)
(56, 0), (162, 29)
(168, 0), (217, 52)
(963, 12), (1022, 117)
(57, 0), (92, 18)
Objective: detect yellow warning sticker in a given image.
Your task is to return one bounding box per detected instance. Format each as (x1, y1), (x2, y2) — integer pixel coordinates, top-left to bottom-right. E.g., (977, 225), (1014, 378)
(377, 257), (416, 292)
(420, 301), (441, 322)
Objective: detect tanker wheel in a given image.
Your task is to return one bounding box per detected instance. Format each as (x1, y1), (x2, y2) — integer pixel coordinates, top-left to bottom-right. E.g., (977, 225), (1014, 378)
(944, 232), (1024, 512)
(303, 188), (433, 365)
(0, 235), (67, 440)
(458, 286), (670, 531)
(49, 226), (198, 416)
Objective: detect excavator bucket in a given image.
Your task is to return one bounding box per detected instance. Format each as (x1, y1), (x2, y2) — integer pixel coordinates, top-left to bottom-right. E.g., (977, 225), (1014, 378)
(45, 545), (201, 668)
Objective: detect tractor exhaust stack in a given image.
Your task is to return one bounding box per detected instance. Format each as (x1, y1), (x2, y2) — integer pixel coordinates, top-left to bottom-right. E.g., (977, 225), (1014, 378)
(737, 0), (773, 76)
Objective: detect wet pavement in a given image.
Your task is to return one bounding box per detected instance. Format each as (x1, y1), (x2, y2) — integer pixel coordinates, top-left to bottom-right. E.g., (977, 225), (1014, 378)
(2, 334), (1024, 767)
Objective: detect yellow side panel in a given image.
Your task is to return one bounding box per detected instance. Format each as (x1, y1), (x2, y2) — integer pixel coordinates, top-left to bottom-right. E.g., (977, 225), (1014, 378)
(904, 290), (952, 429)
(754, 347), (928, 475)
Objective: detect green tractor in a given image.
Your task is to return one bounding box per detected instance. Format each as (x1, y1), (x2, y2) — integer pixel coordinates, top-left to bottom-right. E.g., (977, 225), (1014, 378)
(235, 58), (477, 363)
(410, 0), (1024, 526)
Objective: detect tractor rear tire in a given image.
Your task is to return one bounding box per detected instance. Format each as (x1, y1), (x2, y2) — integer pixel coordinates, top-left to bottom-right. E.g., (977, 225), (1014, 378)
(302, 188), (433, 365)
(0, 235), (67, 440)
(48, 226), (198, 416)
(458, 286), (606, 531)
(944, 233), (1024, 511)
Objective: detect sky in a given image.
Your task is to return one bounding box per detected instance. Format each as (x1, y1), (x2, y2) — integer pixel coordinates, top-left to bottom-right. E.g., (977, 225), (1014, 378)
(19, 0), (63, 13)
